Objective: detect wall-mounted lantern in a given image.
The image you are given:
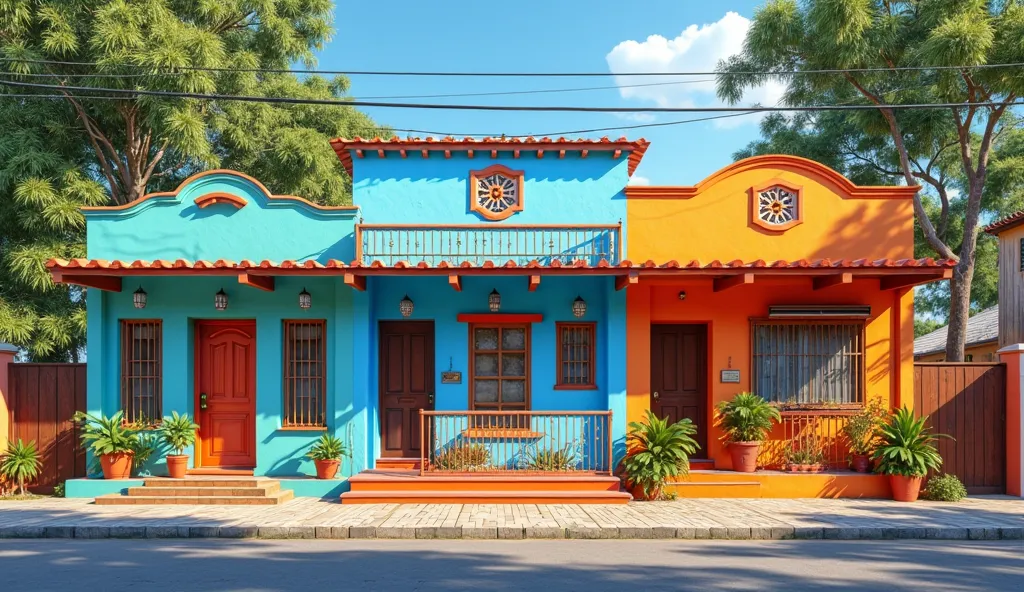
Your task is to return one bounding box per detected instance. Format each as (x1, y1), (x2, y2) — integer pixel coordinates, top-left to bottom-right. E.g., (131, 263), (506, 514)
(488, 289), (501, 313)
(298, 288), (311, 310)
(215, 288), (229, 311)
(572, 295), (587, 318)
(400, 294), (414, 317)
(133, 286), (147, 309)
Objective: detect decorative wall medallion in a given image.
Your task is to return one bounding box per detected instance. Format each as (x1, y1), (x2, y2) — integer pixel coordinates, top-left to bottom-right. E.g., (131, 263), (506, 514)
(470, 164), (524, 221)
(750, 180), (803, 231)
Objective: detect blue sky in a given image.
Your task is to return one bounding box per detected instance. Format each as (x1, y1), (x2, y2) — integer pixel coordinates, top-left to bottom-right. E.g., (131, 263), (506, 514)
(323, 0), (770, 185)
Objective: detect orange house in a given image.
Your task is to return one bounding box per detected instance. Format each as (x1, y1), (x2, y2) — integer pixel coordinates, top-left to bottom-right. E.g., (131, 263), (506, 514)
(623, 155), (953, 497)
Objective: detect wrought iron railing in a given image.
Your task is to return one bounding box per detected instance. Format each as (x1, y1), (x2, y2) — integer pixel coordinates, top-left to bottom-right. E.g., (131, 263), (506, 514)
(357, 224), (622, 266)
(419, 410), (614, 475)
(757, 410), (856, 470)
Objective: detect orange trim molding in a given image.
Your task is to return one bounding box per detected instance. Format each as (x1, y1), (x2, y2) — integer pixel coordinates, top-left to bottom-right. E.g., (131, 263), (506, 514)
(469, 164), (525, 221)
(624, 154), (921, 200)
(195, 192), (248, 210)
(750, 178), (803, 232)
(457, 313), (543, 323)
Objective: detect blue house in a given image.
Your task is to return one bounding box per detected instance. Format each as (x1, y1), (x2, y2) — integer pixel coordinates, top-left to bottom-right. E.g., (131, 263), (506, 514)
(55, 136), (648, 501)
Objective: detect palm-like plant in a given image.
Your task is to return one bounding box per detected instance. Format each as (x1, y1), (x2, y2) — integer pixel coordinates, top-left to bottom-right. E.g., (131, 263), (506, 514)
(872, 407), (947, 477)
(159, 412), (199, 456)
(622, 410), (701, 500)
(74, 411), (140, 456)
(1, 439), (43, 496)
(307, 434), (350, 461)
(714, 392), (781, 443)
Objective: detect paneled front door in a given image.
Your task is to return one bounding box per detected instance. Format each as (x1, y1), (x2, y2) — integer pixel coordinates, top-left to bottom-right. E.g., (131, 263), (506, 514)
(650, 324), (708, 452)
(379, 321), (435, 458)
(195, 320), (257, 469)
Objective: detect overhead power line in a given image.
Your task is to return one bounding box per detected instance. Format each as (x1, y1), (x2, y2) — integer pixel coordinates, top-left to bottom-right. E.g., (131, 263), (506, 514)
(2, 79), (1021, 114)
(2, 56), (1024, 77)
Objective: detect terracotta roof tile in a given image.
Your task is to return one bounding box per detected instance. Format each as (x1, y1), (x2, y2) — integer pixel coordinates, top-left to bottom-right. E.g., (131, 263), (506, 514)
(984, 210), (1024, 235)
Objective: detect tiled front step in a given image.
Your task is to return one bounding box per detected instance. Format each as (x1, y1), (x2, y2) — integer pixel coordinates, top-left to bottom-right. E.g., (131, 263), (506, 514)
(340, 490), (632, 504)
(667, 481), (762, 498)
(127, 486), (280, 497)
(95, 490), (294, 505)
(348, 471), (622, 492)
(142, 478), (270, 488)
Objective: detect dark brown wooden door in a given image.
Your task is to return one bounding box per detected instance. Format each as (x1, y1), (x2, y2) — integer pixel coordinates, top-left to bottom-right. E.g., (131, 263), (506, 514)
(379, 321), (435, 458)
(651, 324), (708, 452)
(196, 320), (257, 468)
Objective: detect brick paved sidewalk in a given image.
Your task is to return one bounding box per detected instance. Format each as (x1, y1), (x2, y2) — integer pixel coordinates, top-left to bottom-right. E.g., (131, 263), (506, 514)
(1, 497), (1022, 540)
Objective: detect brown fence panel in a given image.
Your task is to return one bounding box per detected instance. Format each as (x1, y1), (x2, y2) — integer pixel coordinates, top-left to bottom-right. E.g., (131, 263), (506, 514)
(7, 364), (87, 493)
(913, 363), (1006, 494)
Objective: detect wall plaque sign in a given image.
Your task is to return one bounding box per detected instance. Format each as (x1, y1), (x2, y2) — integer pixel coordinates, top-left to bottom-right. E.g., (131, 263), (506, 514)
(441, 371), (462, 384)
(720, 369), (741, 383)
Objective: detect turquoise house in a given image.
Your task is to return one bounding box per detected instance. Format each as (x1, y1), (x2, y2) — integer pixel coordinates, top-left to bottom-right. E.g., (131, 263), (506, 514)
(54, 136), (649, 498)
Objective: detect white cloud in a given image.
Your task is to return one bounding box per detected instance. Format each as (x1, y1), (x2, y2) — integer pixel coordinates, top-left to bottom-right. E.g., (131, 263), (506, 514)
(614, 112), (657, 123)
(628, 175), (651, 186)
(605, 12), (786, 128)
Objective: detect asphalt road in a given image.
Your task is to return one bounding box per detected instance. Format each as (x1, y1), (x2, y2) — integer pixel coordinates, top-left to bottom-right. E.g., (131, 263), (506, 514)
(0, 539), (1020, 591)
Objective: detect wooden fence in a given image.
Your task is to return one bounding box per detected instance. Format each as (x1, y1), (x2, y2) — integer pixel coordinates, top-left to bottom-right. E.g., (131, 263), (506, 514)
(7, 364), (87, 493)
(913, 363), (1006, 494)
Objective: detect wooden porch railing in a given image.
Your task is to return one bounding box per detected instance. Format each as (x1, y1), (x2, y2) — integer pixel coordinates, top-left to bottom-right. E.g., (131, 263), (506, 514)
(357, 224), (622, 266)
(757, 410), (856, 470)
(419, 410), (614, 475)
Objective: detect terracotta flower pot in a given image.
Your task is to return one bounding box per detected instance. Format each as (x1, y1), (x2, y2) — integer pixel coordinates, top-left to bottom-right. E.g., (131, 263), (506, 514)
(889, 474), (923, 502)
(851, 454), (872, 473)
(165, 454), (189, 479)
(728, 441), (761, 473)
(314, 459), (341, 480)
(798, 464), (810, 473)
(100, 451), (134, 480)
(630, 484), (662, 501)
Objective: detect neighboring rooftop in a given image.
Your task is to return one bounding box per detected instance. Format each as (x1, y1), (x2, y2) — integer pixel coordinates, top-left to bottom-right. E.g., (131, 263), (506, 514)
(914, 305), (999, 357)
(984, 210), (1024, 235)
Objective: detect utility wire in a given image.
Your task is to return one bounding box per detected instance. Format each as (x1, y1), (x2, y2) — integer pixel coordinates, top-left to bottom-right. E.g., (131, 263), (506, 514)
(2, 79), (1021, 113)
(2, 56), (1024, 77)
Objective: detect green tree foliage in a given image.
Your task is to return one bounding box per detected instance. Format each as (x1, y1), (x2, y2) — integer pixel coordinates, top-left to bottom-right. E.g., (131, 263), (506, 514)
(718, 0), (1024, 360)
(0, 1), (385, 360)
(915, 317), (944, 338)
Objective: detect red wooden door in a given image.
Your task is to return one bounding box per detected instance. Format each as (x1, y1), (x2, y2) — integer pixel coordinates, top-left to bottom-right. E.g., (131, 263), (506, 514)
(650, 324), (708, 452)
(379, 321), (435, 458)
(195, 321), (257, 468)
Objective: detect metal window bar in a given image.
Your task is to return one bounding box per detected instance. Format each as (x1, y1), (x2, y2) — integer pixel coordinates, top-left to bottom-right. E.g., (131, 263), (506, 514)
(557, 323), (595, 387)
(120, 320), (162, 423)
(357, 224), (621, 266)
(751, 321), (864, 406)
(283, 320), (326, 427)
(419, 410), (613, 475)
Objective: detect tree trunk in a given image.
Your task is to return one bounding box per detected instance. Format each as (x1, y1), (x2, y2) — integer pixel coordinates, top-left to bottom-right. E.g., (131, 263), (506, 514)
(18, 476), (25, 497)
(944, 259), (974, 362)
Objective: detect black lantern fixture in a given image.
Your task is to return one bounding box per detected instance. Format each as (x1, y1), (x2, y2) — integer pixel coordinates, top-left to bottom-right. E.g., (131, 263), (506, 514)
(488, 289), (501, 312)
(572, 295), (587, 318)
(399, 294), (414, 317)
(298, 287), (311, 310)
(214, 288), (229, 311)
(132, 286), (147, 309)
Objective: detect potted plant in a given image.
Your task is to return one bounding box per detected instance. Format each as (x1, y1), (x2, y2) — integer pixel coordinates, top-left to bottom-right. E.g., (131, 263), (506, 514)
(0, 439), (42, 496)
(843, 400), (886, 472)
(74, 411), (140, 479)
(307, 434), (350, 479)
(159, 412), (199, 479)
(715, 392), (780, 473)
(622, 410), (700, 500)
(872, 407), (947, 502)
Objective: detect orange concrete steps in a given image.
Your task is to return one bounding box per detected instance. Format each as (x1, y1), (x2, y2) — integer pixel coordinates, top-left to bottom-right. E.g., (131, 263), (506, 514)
(186, 468), (255, 476)
(142, 478), (271, 488)
(340, 490), (632, 504)
(348, 471), (622, 492)
(375, 457), (422, 470)
(667, 481), (762, 498)
(667, 470), (890, 499)
(95, 490), (294, 505)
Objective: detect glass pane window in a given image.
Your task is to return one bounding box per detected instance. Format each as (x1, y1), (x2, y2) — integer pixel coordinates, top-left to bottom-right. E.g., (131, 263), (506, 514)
(470, 324), (530, 410)
(283, 320), (326, 427)
(751, 321), (864, 406)
(556, 323), (596, 388)
(120, 320), (162, 423)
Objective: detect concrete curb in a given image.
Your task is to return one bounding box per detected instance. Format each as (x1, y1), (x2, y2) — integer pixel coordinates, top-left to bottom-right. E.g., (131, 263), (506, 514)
(0, 525), (1020, 540)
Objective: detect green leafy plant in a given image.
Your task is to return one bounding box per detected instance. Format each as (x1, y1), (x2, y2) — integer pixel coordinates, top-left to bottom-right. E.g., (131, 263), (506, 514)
(521, 441), (582, 472)
(843, 400), (887, 455)
(0, 439), (43, 496)
(872, 407), (947, 477)
(622, 410), (701, 500)
(922, 474), (967, 502)
(307, 434), (350, 461)
(53, 482), (65, 498)
(131, 432), (158, 473)
(432, 444), (491, 472)
(159, 412), (199, 455)
(73, 411), (140, 456)
(715, 392), (781, 443)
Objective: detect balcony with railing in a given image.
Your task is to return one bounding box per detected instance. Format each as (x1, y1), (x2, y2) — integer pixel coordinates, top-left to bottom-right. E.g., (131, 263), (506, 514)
(356, 223), (622, 266)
